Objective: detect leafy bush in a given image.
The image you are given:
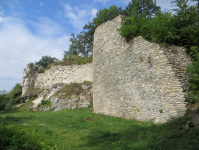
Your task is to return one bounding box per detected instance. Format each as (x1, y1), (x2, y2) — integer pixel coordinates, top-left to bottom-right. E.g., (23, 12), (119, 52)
(6, 84), (22, 109)
(0, 125), (57, 150)
(38, 100), (51, 108)
(46, 64), (51, 69)
(53, 54), (92, 66)
(0, 91), (9, 110)
(34, 55), (58, 72)
(188, 121), (195, 127)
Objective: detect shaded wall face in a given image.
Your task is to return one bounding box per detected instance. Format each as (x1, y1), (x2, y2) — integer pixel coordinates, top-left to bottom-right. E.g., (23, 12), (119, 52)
(93, 15), (190, 123)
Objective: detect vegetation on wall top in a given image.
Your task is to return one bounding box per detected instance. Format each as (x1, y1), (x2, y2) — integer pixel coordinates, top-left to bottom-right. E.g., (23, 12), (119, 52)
(118, 0), (199, 103)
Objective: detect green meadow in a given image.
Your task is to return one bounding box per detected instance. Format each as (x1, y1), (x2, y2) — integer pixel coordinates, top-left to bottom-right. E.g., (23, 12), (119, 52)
(1, 106), (199, 150)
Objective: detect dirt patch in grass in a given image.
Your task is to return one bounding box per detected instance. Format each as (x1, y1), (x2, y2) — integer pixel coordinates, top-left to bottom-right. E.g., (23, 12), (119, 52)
(86, 117), (95, 121)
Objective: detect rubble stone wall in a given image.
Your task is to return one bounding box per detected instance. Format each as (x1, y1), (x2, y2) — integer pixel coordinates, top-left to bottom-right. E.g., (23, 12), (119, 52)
(22, 63), (93, 96)
(93, 15), (192, 123)
(22, 63), (37, 96)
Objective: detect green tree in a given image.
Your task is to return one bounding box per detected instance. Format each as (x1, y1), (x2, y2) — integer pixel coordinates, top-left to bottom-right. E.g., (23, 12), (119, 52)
(170, 0), (199, 47)
(93, 5), (123, 28)
(123, 0), (161, 17)
(0, 90), (9, 110)
(5, 83), (22, 109)
(65, 31), (93, 56)
(171, 0), (195, 26)
(35, 55), (58, 69)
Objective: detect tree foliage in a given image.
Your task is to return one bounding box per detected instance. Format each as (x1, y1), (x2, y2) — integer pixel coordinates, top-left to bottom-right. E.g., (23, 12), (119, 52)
(35, 55), (58, 69)
(123, 0), (161, 17)
(0, 90), (9, 110)
(6, 83), (22, 109)
(92, 5), (123, 28)
(0, 83), (22, 110)
(65, 32), (93, 56)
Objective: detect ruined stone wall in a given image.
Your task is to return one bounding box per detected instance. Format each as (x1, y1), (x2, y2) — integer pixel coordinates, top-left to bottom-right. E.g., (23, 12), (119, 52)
(93, 15), (192, 123)
(22, 63), (37, 96)
(22, 63), (93, 96)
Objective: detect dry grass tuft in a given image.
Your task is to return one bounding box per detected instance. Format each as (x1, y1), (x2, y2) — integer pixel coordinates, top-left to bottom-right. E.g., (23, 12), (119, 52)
(86, 117), (95, 121)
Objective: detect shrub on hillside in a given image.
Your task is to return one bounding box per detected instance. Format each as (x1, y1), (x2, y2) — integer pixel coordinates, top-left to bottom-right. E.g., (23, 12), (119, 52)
(6, 83), (22, 109)
(0, 90), (9, 110)
(34, 55), (58, 72)
(53, 54), (92, 66)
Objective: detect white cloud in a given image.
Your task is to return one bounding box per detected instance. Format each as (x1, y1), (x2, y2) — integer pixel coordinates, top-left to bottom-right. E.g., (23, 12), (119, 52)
(120, 0), (131, 5)
(91, 8), (97, 18)
(64, 4), (72, 11)
(63, 4), (97, 31)
(39, 2), (44, 6)
(0, 16), (70, 91)
(30, 17), (64, 38)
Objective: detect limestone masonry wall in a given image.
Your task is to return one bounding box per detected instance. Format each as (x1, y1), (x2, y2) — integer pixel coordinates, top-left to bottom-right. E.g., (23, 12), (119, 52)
(93, 15), (192, 123)
(22, 63), (93, 96)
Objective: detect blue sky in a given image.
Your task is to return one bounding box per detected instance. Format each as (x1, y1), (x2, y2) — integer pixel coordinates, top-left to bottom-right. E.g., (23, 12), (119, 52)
(0, 0), (198, 92)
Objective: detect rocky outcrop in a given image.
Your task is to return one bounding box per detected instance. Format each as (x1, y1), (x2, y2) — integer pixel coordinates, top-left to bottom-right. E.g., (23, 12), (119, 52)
(50, 94), (92, 111)
(23, 83), (93, 112)
(49, 84), (93, 111)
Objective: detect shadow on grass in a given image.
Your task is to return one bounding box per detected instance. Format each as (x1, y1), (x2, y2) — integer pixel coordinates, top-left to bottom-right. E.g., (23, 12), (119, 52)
(0, 115), (36, 126)
(0, 107), (22, 114)
(77, 117), (199, 150)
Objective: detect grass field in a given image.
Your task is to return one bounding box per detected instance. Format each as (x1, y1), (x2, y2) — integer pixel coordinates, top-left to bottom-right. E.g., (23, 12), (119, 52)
(0, 106), (199, 150)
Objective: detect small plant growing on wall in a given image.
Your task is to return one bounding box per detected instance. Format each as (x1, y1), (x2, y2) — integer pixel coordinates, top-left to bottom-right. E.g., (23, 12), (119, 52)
(148, 56), (152, 66)
(159, 109), (163, 113)
(187, 121), (195, 128)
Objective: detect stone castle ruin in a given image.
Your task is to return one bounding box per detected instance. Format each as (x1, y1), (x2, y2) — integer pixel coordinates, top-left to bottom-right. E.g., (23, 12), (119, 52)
(22, 63), (93, 96)
(22, 15), (192, 123)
